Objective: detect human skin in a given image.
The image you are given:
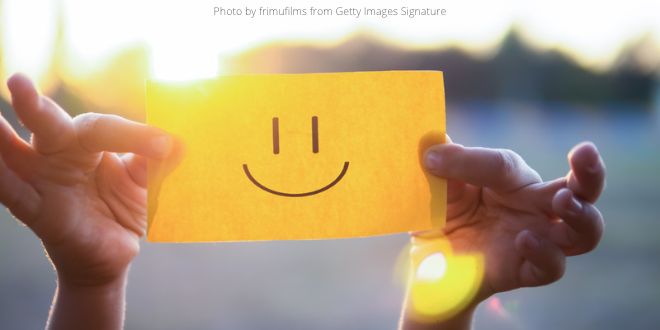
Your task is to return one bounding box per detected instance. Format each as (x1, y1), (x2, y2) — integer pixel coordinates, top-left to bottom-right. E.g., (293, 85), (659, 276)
(400, 139), (605, 329)
(1, 74), (175, 330)
(0, 74), (604, 330)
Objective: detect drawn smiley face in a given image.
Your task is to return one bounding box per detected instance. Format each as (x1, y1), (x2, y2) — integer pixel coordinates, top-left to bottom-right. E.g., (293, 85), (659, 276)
(242, 116), (349, 197)
(146, 71), (446, 242)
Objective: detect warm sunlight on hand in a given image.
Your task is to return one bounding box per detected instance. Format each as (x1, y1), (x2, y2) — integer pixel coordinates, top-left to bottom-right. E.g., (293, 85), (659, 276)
(419, 139), (605, 302)
(0, 74), (175, 287)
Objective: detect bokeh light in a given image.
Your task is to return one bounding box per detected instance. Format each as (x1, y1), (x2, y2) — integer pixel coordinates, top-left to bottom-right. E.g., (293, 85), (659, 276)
(416, 252), (447, 282)
(407, 237), (485, 323)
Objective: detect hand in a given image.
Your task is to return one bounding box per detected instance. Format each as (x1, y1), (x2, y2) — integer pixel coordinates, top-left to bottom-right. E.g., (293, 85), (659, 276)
(422, 139), (605, 301)
(0, 74), (174, 287)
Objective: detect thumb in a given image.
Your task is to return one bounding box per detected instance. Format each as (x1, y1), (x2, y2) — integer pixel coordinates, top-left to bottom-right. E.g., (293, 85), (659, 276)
(423, 144), (541, 192)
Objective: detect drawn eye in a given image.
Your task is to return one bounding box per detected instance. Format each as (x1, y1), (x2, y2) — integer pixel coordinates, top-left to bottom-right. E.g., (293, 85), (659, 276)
(271, 116), (319, 154)
(247, 115), (348, 197)
(272, 117), (279, 154)
(312, 116), (319, 153)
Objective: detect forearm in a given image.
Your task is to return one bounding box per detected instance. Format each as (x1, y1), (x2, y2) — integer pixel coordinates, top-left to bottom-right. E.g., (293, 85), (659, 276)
(47, 270), (128, 330)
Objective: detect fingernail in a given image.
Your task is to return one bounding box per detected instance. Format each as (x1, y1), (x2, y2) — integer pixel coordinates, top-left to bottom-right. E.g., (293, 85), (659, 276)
(424, 151), (442, 170)
(151, 135), (172, 157)
(566, 195), (583, 215)
(523, 232), (540, 250)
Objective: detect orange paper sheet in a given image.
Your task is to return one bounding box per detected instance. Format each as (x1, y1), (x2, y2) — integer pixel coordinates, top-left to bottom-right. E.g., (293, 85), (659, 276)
(146, 71), (446, 242)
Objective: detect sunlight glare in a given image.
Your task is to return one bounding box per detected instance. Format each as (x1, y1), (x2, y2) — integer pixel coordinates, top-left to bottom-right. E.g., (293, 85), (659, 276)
(1, 0), (57, 84)
(416, 252), (447, 282)
(1, 0), (659, 84)
(407, 237), (485, 323)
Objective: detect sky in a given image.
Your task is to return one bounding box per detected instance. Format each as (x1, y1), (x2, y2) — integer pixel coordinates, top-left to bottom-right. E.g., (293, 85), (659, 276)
(1, 0), (659, 82)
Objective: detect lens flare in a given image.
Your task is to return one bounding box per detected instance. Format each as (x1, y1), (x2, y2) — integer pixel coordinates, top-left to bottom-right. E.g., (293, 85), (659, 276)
(416, 252), (447, 281)
(487, 296), (507, 318)
(407, 236), (485, 323)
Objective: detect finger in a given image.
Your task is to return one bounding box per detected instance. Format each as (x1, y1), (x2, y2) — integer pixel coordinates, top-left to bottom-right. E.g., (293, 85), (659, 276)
(550, 188), (604, 256)
(447, 178), (467, 204)
(532, 177), (567, 215)
(146, 136), (186, 221)
(121, 150), (184, 189)
(424, 144), (541, 192)
(435, 135), (469, 205)
(566, 142), (605, 203)
(515, 230), (566, 287)
(73, 113), (173, 159)
(97, 153), (147, 237)
(0, 113), (38, 179)
(7, 73), (75, 154)
(0, 156), (41, 222)
(121, 153), (147, 188)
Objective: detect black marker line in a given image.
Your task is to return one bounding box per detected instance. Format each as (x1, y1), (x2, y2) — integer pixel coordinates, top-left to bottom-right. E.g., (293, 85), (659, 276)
(272, 117), (279, 154)
(312, 116), (319, 153)
(242, 161), (349, 197)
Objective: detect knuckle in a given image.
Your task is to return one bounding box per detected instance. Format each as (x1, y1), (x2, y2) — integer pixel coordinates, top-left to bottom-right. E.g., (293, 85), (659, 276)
(565, 207), (604, 256)
(434, 143), (462, 161)
(577, 232), (602, 255)
(581, 206), (604, 251)
(443, 143), (463, 156)
(73, 112), (104, 150)
(536, 259), (565, 285)
(494, 149), (519, 179)
(74, 112), (102, 134)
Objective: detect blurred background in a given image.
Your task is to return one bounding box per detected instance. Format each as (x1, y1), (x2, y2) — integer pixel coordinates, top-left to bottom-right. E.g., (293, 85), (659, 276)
(1, 0), (659, 329)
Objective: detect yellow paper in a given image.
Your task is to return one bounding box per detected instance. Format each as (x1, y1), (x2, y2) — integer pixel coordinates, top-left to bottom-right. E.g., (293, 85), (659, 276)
(146, 71), (446, 242)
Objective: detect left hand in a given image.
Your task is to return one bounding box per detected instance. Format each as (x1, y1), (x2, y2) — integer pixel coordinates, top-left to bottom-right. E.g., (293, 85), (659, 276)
(1, 74), (176, 287)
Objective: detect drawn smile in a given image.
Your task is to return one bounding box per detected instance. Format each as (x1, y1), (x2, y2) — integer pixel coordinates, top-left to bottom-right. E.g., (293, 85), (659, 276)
(243, 115), (348, 197)
(242, 161), (349, 197)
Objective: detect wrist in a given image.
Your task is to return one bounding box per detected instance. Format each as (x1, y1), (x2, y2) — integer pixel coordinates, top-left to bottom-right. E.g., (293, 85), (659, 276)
(53, 259), (131, 288)
(48, 270), (129, 330)
(58, 269), (128, 291)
